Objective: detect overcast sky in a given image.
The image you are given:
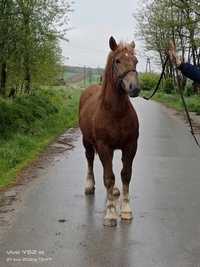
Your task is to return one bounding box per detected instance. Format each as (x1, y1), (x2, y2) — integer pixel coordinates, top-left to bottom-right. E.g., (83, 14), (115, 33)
(61, 0), (149, 71)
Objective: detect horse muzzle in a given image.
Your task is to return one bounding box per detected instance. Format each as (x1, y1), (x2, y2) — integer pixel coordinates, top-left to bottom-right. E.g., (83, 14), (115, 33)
(128, 86), (140, 98)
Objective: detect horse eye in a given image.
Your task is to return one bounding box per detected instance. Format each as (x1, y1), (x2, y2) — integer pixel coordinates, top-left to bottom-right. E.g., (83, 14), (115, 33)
(116, 59), (120, 64)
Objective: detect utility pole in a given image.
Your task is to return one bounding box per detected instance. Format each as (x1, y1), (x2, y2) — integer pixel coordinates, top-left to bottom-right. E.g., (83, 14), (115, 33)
(146, 57), (151, 73)
(88, 68), (92, 85)
(97, 66), (100, 83)
(84, 65), (86, 88)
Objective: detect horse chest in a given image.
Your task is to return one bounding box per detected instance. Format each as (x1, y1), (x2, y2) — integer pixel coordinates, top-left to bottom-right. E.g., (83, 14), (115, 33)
(94, 114), (137, 147)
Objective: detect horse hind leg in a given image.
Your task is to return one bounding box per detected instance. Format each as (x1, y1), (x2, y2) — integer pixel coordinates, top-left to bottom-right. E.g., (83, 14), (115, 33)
(83, 139), (95, 195)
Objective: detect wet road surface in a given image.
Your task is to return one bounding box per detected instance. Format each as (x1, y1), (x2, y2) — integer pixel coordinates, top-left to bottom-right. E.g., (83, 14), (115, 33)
(1, 98), (200, 267)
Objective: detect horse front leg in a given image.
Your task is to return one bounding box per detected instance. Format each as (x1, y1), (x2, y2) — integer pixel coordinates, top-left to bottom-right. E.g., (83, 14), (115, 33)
(121, 145), (137, 221)
(97, 143), (118, 227)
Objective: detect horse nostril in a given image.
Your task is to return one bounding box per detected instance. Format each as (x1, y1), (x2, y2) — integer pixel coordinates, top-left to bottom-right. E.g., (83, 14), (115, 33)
(129, 84), (135, 92)
(129, 84), (138, 92)
(128, 85), (140, 98)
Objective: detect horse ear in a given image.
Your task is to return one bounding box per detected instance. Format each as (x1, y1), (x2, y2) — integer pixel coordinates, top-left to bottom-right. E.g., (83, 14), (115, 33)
(130, 41), (136, 49)
(109, 36), (118, 51)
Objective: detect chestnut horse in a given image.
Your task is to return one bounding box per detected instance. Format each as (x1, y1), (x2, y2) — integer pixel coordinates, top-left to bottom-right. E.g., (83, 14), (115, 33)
(79, 36), (140, 227)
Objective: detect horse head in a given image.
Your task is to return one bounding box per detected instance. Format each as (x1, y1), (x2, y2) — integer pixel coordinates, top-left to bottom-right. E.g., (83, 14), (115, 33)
(109, 36), (140, 98)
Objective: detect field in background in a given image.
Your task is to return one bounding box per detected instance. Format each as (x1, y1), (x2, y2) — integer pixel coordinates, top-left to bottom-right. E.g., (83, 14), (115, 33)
(61, 66), (103, 87)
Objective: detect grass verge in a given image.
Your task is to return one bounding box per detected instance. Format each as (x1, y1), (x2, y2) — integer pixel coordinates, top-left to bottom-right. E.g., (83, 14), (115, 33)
(143, 91), (200, 115)
(0, 86), (82, 189)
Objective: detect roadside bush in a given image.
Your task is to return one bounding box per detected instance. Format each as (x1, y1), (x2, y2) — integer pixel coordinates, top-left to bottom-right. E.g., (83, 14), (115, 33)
(0, 86), (82, 188)
(196, 108), (200, 115)
(163, 78), (174, 94)
(140, 73), (160, 91)
(0, 90), (60, 138)
(186, 96), (200, 115)
(184, 82), (194, 96)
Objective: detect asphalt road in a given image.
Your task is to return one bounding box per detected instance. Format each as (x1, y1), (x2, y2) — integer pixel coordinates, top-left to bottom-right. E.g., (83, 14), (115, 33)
(0, 98), (200, 267)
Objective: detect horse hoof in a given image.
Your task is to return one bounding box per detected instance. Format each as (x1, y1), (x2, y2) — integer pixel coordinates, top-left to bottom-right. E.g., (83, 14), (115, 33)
(121, 211), (133, 221)
(113, 187), (120, 197)
(103, 218), (117, 227)
(85, 186), (95, 195)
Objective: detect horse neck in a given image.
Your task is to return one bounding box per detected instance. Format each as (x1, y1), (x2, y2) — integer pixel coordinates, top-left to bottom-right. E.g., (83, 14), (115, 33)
(101, 77), (129, 114)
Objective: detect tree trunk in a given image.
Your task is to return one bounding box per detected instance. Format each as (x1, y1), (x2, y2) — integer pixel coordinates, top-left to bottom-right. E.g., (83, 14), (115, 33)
(24, 64), (31, 94)
(0, 62), (7, 96)
(191, 46), (196, 66)
(23, 12), (32, 94)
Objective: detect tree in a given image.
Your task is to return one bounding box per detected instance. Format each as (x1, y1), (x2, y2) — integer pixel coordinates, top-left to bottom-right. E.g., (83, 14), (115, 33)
(135, 0), (200, 89)
(0, 0), (18, 95)
(0, 0), (72, 96)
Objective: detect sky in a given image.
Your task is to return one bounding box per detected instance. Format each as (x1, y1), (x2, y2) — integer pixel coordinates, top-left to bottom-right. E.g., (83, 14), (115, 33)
(60, 0), (148, 71)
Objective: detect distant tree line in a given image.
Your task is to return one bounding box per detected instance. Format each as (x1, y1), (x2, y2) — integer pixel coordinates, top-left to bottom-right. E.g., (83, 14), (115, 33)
(0, 0), (72, 96)
(135, 0), (200, 92)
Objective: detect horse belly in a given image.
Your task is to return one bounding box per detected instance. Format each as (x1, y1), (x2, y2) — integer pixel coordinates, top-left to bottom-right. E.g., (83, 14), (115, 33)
(113, 124), (138, 149)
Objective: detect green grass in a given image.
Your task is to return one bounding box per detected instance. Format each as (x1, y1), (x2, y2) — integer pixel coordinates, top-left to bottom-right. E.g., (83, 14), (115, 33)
(0, 86), (82, 188)
(143, 90), (200, 115)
